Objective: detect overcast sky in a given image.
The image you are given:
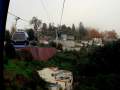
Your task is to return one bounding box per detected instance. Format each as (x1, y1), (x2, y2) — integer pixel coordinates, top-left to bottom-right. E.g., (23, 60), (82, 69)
(6, 0), (120, 33)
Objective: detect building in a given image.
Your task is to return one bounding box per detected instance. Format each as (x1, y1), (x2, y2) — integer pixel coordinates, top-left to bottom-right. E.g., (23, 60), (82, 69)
(18, 47), (57, 61)
(92, 38), (103, 46)
(60, 33), (75, 41)
(37, 67), (73, 90)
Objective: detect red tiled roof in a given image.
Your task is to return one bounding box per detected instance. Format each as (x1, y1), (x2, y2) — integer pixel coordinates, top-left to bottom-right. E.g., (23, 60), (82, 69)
(19, 47), (57, 61)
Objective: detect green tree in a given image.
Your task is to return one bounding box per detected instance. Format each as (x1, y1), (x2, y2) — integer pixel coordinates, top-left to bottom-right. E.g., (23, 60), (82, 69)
(72, 24), (76, 34)
(67, 26), (71, 31)
(79, 22), (87, 40)
(5, 30), (11, 41)
(42, 23), (47, 31)
(26, 29), (35, 41)
(72, 24), (75, 31)
(61, 24), (67, 30)
(48, 23), (53, 31)
(30, 17), (42, 41)
(30, 17), (42, 31)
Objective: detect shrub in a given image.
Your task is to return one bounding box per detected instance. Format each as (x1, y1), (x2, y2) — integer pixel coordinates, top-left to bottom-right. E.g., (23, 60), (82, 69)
(19, 49), (33, 61)
(4, 42), (16, 59)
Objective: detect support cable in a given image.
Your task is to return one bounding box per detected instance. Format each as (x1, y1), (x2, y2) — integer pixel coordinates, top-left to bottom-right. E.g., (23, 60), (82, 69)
(8, 12), (29, 23)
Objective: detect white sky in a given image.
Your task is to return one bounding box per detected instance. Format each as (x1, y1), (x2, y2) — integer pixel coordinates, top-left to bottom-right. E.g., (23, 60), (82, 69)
(6, 0), (120, 34)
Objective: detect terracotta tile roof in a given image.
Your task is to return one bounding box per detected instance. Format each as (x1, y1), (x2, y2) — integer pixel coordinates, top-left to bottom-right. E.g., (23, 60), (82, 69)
(19, 47), (57, 61)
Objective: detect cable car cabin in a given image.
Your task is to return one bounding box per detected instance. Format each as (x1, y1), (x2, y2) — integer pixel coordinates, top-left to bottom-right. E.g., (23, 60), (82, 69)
(12, 31), (29, 48)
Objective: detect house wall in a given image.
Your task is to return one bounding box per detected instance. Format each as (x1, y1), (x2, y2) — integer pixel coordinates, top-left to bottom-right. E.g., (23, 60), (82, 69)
(60, 40), (75, 48)
(37, 68), (57, 83)
(37, 68), (73, 90)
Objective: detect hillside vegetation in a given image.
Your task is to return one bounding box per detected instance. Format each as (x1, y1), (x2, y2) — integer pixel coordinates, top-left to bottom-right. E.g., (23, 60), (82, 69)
(4, 39), (120, 90)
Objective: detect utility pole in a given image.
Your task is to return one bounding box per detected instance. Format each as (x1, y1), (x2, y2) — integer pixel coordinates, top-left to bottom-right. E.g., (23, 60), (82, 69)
(11, 17), (20, 36)
(15, 17), (20, 30)
(56, 0), (66, 45)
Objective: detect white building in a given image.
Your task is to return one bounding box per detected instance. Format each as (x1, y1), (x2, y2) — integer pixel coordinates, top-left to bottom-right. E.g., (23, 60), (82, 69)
(92, 38), (103, 46)
(37, 67), (73, 90)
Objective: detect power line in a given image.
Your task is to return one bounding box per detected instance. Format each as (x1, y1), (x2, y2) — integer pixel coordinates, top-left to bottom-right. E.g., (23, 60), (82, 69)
(59, 0), (66, 26)
(8, 12), (29, 23)
(55, 0), (66, 42)
(39, 0), (51, 22)
(44, 0), (54, 23)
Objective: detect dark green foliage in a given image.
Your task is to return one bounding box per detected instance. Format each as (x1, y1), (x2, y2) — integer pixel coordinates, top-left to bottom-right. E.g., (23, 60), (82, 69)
(48, 23), (53, 31)
(89, 40), (120, 74)
(30, 17), (42, 31)
(42, 23), (47, 31)
(75, 40), (120, 90)
(72, 24), (76, 32)
(91, 74), (120, 90)
(4, 39), (120, 90)
(26, 29), (35, 41)
(5, 30), (11, 41)
(18, 49), (33, 61)
(4, 60), (48, 90)
(4, 30), (16, 59)
(4, 42), (16, 59)
(56, 43), (63, 50)
(49, 41), (57, 47)
(78, 22), (88, 40)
